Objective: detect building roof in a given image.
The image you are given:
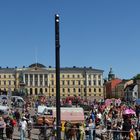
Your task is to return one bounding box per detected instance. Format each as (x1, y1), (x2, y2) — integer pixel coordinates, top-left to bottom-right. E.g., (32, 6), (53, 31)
(60, 67), (104, 73)
(0, 68), (16, 73)
(0, 63), (104, 74)
(29, 63), (46, 68)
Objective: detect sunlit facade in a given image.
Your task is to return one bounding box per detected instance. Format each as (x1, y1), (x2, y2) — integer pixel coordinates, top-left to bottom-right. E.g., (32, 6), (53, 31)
(0, 63), (104, 100)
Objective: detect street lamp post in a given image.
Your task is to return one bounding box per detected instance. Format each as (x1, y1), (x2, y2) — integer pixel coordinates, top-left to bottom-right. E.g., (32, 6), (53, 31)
(55, 14), (61, 140)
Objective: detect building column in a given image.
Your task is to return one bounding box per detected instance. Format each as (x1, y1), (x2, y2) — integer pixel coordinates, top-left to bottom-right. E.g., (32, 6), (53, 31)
(86, 74), (88, 86)
(91, 75), (93, 86)
(43, 74), (45, 86)
(33, 74), (35, 86)
(23, 74), (25, 84)
(38, 74), (40, 86)
(28, 74), (30, 86)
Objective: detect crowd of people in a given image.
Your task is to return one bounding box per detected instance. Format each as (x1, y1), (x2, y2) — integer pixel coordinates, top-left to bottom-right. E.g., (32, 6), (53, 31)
(0, 95), (140, 140)
(61, 99), (140, 140)
(0, 106), (32, 140)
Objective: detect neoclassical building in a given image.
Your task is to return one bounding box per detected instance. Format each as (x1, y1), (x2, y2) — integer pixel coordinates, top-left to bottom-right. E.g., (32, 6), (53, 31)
(0, 63), (104, 100)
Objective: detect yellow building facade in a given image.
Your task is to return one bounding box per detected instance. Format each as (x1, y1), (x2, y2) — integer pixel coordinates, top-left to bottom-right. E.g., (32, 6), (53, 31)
(0, 63), (104, 100)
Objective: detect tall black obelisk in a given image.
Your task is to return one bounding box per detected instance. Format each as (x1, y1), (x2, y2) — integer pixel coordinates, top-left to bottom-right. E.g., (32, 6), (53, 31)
(55, 14), (61, 140)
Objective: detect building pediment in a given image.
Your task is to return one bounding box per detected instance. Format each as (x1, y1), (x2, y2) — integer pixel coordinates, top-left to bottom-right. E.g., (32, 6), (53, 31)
(23, 67), (48, 74)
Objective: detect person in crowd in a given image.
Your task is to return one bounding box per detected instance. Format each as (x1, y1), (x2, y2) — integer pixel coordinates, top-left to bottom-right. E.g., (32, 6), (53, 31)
(0, 117), (6, 139)
(19, 117), (27, 140)
(85, 119), (90, 140)
(86, 118), (96, 140)
(26, 116), (32, 139)
(112, 121), (122, 140)
(39, 116), (49, 140)
(14, 109), (21, 124)
(129, 128), (135, 140)
(69, 124), (77, 140)
(5, 116), (15, 140)
(51, 117), (57, 140)
(77, 123), (85, 140)
(122, 118), (132, 140)
(106, 114), (112, 139)
(90, 110), (95, 122)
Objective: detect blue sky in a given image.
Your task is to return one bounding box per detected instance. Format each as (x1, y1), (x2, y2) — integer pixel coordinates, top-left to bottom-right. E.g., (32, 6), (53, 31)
(0, 0), (140, 79)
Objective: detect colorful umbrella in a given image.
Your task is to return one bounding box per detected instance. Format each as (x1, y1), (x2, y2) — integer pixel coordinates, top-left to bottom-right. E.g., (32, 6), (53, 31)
(123, 108), (135, 115)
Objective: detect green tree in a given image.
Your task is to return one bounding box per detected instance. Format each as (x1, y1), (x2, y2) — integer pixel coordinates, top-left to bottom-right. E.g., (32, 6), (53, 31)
(133, 74), (140, 80)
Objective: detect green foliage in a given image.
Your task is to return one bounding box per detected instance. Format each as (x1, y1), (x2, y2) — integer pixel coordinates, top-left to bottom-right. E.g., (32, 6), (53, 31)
(133, 74), (140, 80)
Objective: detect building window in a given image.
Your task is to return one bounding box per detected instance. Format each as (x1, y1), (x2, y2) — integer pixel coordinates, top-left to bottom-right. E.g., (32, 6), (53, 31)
(40, 74), (43, 79)
(0, 81), (1, 85)
(9, 81), (11, 85)
(25, 80), (28, 85)
(4, 81), (6, 85)
(72, 81), (75, 85)
(9, 75), (11, 78)
(30, 75), (33, 81)
(63, 94), (65, 97)
(45, 88), (47, 92)
(62, 80), (65, 85)
(94, 75), (96, 78)
(77, 75), (80, 78)
(98, 80), (101, 85)
(40, 81), (43, 86)
(40, 88), (43, 94)
(94, 88), (96, 92)
(45, 81), (47, 86)
(62, 88), (65, 93)
(35, 88), (38, 95)
(67, 80), (70, 85)
(84, 81), (86, 85)
(73, 88), (76, 92)
(45, 74), (47, 78)
(94, 94), (96, 96)
(89, 94), (91, 96)
(99, 94), (101, 96)
(98, 75), (101, 79)
(30, 81), (32, 86)
(35, 74), (38, 79)
(79, 88), (81, 92)
(4, 75), (6, 78)
(78, 81), (80, 85)
(88, 75), (91, 78)
(89, 80), (91, 85)
(73, 75), (75, 78)
(51, 74), (54, 78)
(52, 88), (54, 92)
(84, 88), (86, 93)
(67, 75), (70, 78)
(89, 88), (91, 92)
(99, 88), (101, 92)
(62, 75), (65, 78)
(93, 80), (96, 86)
(35, 81), (38, 86)
(68, 88), (70, 92)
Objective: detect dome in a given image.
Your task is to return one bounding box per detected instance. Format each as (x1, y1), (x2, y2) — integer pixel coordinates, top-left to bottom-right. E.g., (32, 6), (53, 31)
(29, 63), (46, 68)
